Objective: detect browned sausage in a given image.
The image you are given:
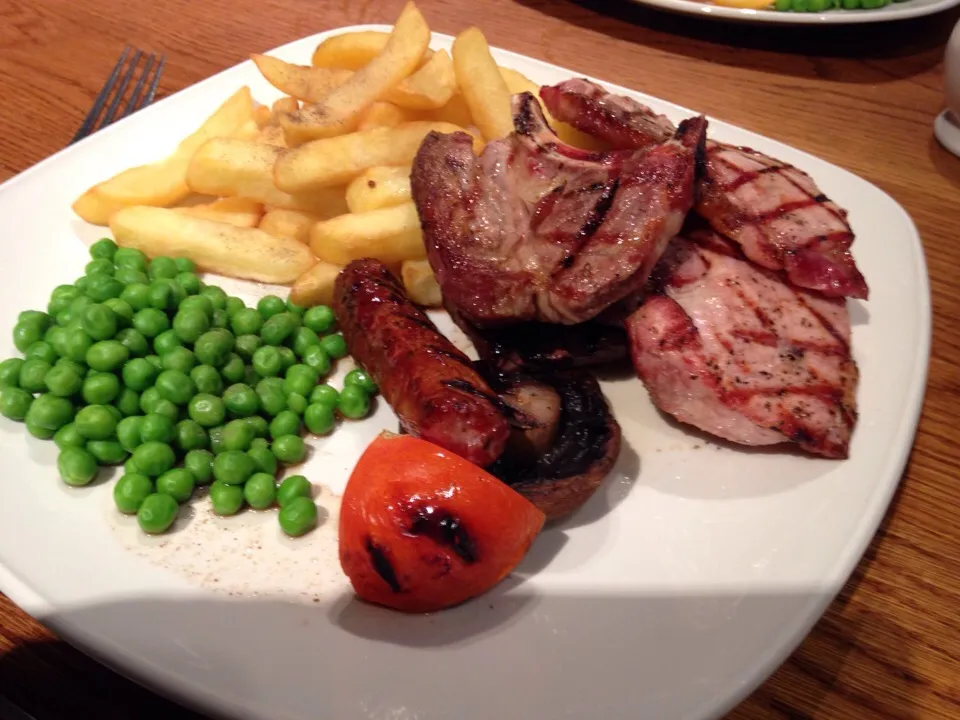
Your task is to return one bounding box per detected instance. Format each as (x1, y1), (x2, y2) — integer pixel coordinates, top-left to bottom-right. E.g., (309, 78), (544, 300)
(333, 259), (511, 467)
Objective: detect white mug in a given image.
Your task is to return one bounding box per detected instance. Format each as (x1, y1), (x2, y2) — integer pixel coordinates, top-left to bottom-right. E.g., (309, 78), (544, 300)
(936, 20), (960, 157)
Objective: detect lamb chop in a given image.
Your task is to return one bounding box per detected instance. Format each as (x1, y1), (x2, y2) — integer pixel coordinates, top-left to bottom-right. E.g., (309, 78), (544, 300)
(625, 229), (859, 459)
(411, 91), (706, 327)
(540, 79), (869, 300)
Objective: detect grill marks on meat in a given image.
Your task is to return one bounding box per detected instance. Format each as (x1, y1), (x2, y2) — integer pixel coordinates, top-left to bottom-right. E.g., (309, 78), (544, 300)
(626, 230), (858, 458)
(540, 79), (869, 300)
(411, 92), (706, 327)
(333, 259), (511, 467)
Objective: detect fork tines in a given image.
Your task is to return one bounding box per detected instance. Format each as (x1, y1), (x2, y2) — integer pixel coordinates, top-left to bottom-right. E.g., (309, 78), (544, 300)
(72, 46), (166, 144)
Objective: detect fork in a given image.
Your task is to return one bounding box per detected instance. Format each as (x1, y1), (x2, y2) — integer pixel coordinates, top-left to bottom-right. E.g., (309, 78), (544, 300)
(71, 46), (166, 144)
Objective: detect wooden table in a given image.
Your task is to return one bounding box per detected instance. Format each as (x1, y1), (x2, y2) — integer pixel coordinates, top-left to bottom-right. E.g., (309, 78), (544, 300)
(1, 1), (959, 718)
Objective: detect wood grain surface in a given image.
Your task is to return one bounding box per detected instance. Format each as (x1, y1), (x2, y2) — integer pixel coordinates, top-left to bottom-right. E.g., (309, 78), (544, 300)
(2, 0), (960, 718)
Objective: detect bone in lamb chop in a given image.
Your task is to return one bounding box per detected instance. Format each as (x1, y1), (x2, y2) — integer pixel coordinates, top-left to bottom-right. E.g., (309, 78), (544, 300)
(626, 229), (859, 459)
(411, 91), (707, 327)
(540, 78), (869, 300)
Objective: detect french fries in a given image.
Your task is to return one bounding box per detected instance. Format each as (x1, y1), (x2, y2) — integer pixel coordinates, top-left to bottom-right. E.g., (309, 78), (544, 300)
(258, 208), (319, 243)
(422, 92), (474, 128)
(175, 196), (264, 228)
(290, 261), (342, 307)
(251, 55), (352, 103)
(274, 121), (472, 193)
(74, 88), (255, 225)
(187, 138), (348, 217)
(310, 31), (433, 70)
(346, 166), (412, 213)
(384, 50), (456, 110)
(110, 206), (316, 284)
(280, 3), (431, 144)
(357, 102), (421, 130)
(309, 202), (425, 266)
(451, 28), (512, 140)
(401, 259), (442, 307)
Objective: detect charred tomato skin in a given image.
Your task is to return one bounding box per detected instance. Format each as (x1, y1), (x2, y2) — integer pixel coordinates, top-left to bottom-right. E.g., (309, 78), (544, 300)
(339, 433), (545, 613)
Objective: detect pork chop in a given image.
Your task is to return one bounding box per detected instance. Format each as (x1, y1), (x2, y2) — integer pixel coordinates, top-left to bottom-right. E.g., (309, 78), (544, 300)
(540, 79), (869, 300)
(626, 229), (859, 459)
(411, 91), (706, 327)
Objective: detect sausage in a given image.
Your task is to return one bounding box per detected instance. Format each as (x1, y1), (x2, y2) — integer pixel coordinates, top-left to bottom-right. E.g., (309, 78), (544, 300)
(333, 259), (511, 467)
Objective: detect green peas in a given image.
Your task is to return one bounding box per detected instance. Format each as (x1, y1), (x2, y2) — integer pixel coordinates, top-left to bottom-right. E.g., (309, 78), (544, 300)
(211, 309), (228, 328)
(180, 295), (214, 318)
(145, 354), (163, 371)
(61, 328), (93, 363)
(188, 393), (225, 427)
(194, 329), (234, 367)
(184, 449), (214, 485)
(220, 353), (245, 384)
(148, 256), (179, 280)
(85, 274), (124, 302)
(13, 321), (43, 352)
(19, 359), (51, 393)
(156, 468), (195, 503)
(286, 392), (307, 416)
(285, 298), (305, 316)
(209, 481), (244, 516)
(161, 346), (197, 373)
(245, 415), (269, 438)
(121, 283), (151, 311)
(85, 258), (114, 277)
(208, 425), (226, 454)
(234, 334), (261, 360)
(74, 405), (117, 440)
(260, 312), (296, 346)
(86, 340), (129, 372)
(271, 435), (306, 465)
(176, 272), (202, 295)
(225, 296), (246, 317)
(250, 437), (269, 450)
(131, 441), (176, 477)
(26, 394), (73, 431)
(153, 329), (182, 356)
(277, 474), (312, 508)
(147, 281), (174, 313)
(175, 419), (208, 452)
(151, 398), (178, 422)
(243, 473), (277, 510)
(338, 385), (370, 419)
(114, 473), (153, 514)
(140, 386), (162, 414)
(309, 384), (338, 407)
(114, 247), (148, 271)
(116, 328), (149, 357)
(277, 347), (297, 371)
(201, 286), (228, 311)
(230, 308), (262, 335)
(319, 333), (348, 359)
(48, 285), (82, 315)
(73, 277), (89, 293)
(90, 238), (118, 260)
(116, 416), (144, 452)
(344, 368), (378, 394)
(54, 423), (85, 450)
(252, 346), (282, 377)
(304, 403), (335, 435)
(213, 449), (256, 485)
(19, 310), (52, 330)
(137, 493), (178, 534)
(174, 257), (196, 273)
(279, 496), (318, 537)
(57, 447), (99, 487)
(24, 341), (57, 364)
(247, 445), (278, 475)
(256, 378), (287, 416)
(82, 372), (120, 404)
(132, 308), (170, 338)
(114, 387), (141, 417)
(302, 305), (336, 334)
(140, 413), (175, 444)
(257, 295), (286, 319)
(173, 308), (210, 344)
(26, 420), (55, 439)
(44, 362), (84, 397)
(103, 298), (134, 327)
(222, 419), (255, 451)
(87, 440), (128, 465)
(283, 364), (318, 397)
(115, 267), (149, 286)
(45, 327), (68, 356)
(291, 327), (320, 358)
(122, 357), (158, 391)
(155, 370), (196, 405)
(243, 366), (259, 387)
(190, 364), (224, 396)
(269, 410), (301, 439)
(0, 358), (24, 387)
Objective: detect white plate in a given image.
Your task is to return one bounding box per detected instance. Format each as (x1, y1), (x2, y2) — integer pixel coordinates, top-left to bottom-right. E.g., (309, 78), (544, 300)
(633, 0), (960, 23)
(0, 26), (930, 720)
